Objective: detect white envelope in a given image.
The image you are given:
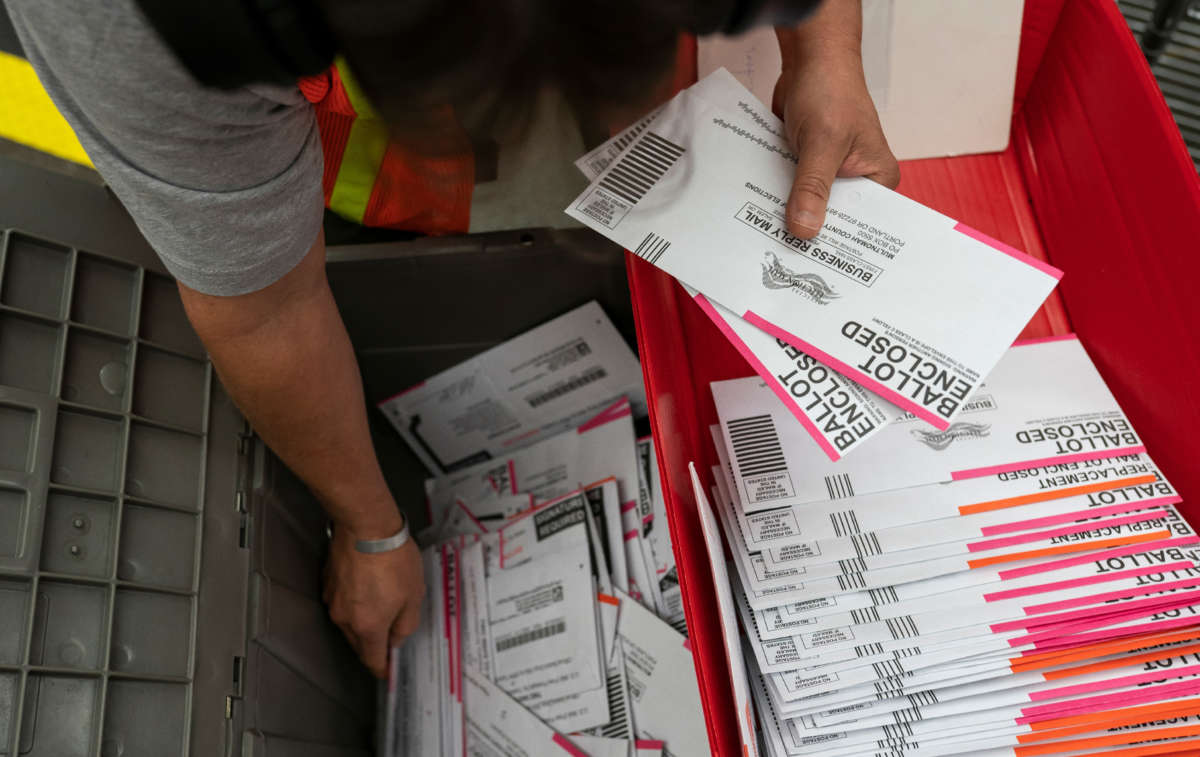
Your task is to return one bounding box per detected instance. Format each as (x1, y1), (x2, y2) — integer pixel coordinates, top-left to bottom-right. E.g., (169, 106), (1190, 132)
(379, 300), (646, 475)
(486, 493), (609, 731)
(584, 478), (630, 597)
(713, 337), (1145, 512)
(807, 639), (1200, 729)
(440, 542), (466, 756)
(425, 493), (533, 544)
(640, 437), (686, 629)
(615, 588), (710, 756)
(729, 452), (1163, 554)
(565, 69), (1061, 430)
(689, 285), (900, 460)
(426, 398), (642, 532)
(463, 665), (602, 756)
(387, 546), (446, 755)
(622, 493), (663, 614)
(691, 462), (760, 757)
(569, 734), (639, 757)
(575, 107), (664, 182)
(759, 465), (1180, 569)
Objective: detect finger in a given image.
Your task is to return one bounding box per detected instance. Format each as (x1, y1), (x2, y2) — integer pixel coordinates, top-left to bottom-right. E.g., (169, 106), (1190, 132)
(863, 149), (901, 190)
(390, 601), (423, 648)
(786, 125), (851, 239)
(358, 624), (390, 679)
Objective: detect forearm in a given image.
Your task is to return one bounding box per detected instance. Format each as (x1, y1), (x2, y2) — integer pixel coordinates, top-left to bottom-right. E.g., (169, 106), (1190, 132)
(179, 231), (402, 539)
(777, 0), (863, 70)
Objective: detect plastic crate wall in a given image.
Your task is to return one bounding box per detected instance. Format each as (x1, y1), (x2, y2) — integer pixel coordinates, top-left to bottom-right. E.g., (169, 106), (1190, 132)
(0, 229), (210, 756)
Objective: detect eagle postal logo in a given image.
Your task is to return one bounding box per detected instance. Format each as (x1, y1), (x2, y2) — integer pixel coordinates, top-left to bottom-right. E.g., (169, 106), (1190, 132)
(761, 251), (840, 304)
(911, 422), (992, 451)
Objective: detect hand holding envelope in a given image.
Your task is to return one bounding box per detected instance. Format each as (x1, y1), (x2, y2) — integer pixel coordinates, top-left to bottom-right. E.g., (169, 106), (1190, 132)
(379, 306), (710, 757)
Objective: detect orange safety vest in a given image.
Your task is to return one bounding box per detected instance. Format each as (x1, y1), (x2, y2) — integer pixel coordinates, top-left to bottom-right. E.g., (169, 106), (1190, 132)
(298, 59), (474, 234)
(298, 44), (695, 235)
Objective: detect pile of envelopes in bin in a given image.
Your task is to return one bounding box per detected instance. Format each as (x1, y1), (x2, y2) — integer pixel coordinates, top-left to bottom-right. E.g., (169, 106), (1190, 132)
(706, 335), (1200, 756)
(378, 303), (707, 756)
(565, 70), (1200, 755)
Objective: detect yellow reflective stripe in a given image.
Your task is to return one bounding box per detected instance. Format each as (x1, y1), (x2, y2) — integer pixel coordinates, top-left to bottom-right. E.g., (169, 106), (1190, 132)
(327, 58), (388, 223)
(0, 51), (93, 167)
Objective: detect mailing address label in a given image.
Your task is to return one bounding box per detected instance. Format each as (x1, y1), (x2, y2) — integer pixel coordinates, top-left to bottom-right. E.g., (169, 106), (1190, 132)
(736, 202), (885, 288)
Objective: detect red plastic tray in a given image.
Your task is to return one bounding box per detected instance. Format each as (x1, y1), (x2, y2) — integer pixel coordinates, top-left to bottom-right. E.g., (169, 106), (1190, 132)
(630, 0), (1200, 753)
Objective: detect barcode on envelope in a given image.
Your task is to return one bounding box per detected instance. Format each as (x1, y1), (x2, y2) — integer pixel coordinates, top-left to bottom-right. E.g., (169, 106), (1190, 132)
(525, 366), (608, 408)
(726, 415), (788, 478)
(600, 131), (685, 206)
(829, 510), (862, 538)
(495, 619), (566, 652)
(633, 232), (671, 265)
(825, 473), (856, 500)
(596, 669), (631, 738)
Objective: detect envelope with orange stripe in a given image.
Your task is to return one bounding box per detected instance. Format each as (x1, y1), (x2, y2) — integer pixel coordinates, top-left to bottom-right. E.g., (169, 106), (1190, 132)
(754, 636), (1200, 755)
(713, 336), (1145, 514)
(713, 450), (1193, 614)
(735, 448), (1161, 557)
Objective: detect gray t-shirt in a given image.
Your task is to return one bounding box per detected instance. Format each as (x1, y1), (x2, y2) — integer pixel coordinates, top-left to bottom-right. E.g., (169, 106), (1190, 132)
(7, 0), (325, 296)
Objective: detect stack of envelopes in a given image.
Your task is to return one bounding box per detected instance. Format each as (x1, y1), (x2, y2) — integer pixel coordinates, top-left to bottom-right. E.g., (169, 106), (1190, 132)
(703, 336), (1200, 756)
(562, 61), (1200, 757)
(378, 305), (707, 756)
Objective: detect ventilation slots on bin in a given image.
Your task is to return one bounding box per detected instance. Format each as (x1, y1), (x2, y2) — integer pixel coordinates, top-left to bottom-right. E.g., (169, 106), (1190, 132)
(0, 229), (210, 757)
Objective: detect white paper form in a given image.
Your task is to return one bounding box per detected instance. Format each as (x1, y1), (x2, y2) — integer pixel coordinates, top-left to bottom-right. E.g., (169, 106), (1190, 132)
(732, 536), (1200, 679)
(460, 538), (494, 685)
(921, 721), (1200, 757)
(639, 437), (685, 629)
(754, 550), (1200, 668)
(426, 493), (534, 544)
(691, 463), (761, 757)
(387, 546), (446, 756)
(380, 301), (646, 475)
(441, 542), (466, 757)
(807, 641), (1200, 729)
(765, 518), (1194, 641)
(734, 493), (1182, 613)
(759, 668), (1200, 757)
(787, 662), (1200, 744)
(463, 666), (602, 757)
(765, 612), (1200, 708)
(689, 286), (901, 460)
(579, 477), (630, 599)
(569, 735), (638, 757)
(713, 336), (1146, 513)
(622, 492), (663, 614)
(578, 487), (637, 743)
(777, 667), (1200, 756)
(614, 589), (710, 757)
(427, 398), (643, 537)
(751, 504), (1184, 598)
(488, 491), (610, 732)
(565, 69), (1062, 430)
(727, 452), (1162, 555)
(576, 107), (665, 182)
(711, 439), (1192, 616)
(759, 466), (1181, 572)
(633, 740), (665, 757)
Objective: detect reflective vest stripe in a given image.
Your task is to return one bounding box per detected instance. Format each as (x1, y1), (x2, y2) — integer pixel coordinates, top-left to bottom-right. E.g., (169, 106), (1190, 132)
(325, 59), (390, 224)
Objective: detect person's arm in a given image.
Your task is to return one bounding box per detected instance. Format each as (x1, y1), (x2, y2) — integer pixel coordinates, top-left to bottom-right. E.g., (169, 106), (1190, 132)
(178, 230), (422, 679)
(775, 0), (900, 238)
(7, 0), (421, 680)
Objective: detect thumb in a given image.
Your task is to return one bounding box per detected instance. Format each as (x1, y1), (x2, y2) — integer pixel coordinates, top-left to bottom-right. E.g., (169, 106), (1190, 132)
(786, 127), (849, 239)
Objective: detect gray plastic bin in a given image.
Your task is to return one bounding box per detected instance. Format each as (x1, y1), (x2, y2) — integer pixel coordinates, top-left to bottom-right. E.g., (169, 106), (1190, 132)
(0, 150), (633, 756)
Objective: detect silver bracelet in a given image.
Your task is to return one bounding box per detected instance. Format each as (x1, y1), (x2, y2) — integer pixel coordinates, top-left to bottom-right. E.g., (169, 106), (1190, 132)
(354, 517), (411, 554)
